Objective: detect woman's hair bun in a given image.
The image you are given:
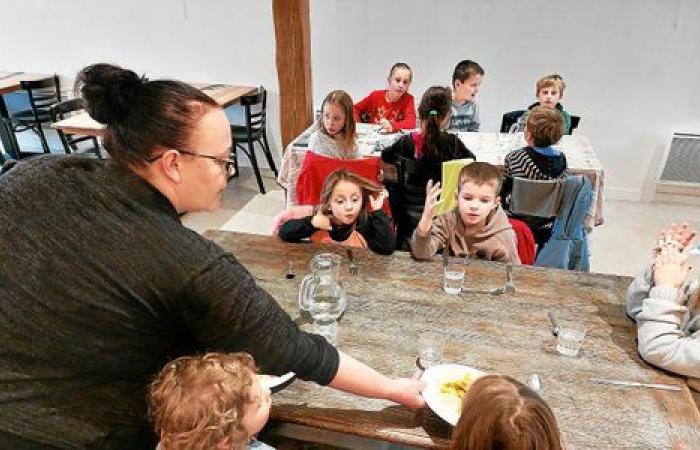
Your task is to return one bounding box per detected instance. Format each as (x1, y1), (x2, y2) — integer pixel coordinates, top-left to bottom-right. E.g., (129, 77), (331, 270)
(75, 63), (145, 125)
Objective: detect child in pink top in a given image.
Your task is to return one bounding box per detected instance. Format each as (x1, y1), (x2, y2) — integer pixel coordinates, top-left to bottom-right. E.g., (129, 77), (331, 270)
(354, 62), (417, 132)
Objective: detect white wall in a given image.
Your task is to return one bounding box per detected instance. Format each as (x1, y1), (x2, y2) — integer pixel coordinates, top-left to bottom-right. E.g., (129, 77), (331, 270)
(2, 0), (282, 165)
(310, 0), (700, 201)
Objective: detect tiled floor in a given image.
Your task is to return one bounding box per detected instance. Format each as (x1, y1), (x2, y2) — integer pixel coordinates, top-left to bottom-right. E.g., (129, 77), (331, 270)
(184, 167), (700, 278)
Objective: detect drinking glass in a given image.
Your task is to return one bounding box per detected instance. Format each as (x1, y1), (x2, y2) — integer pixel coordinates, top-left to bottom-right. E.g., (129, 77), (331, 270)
(443, 259), (466, 294)
(556, 321), (587, 357)
(417, 330), (443, 368)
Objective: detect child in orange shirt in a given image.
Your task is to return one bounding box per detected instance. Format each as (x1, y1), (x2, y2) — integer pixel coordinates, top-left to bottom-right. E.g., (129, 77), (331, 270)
(354, 62), (416, 132)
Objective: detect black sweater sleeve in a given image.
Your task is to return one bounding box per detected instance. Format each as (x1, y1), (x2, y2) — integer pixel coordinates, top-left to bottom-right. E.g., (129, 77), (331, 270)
(357, 210), (396, 255)
(278, 216), (317, 242)
(182, 254), (340, 385)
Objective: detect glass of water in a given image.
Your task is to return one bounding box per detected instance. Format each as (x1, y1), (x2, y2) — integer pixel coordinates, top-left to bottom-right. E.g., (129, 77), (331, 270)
(417, 330), (443, 368)
(443, 258), (466, 294)
(556, 321), (587, 357)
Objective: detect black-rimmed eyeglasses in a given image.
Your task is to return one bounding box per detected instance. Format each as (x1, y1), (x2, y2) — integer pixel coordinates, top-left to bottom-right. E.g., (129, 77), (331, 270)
(148, 149), (236, 178)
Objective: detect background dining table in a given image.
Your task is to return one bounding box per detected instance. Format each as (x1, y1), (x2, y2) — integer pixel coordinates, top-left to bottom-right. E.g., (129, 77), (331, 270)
(206, 230), (700, 450)
(277, 124), (605, 228)
(50, 83), (256, 136)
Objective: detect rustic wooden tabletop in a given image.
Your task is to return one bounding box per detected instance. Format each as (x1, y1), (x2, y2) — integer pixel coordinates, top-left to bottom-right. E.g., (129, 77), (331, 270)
(206, 230), (700, 450)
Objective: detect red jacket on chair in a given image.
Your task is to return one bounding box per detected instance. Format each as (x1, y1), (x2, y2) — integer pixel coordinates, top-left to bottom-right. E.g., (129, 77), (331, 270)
(295, 152), (382, 206)
(508, 218), (536, 265)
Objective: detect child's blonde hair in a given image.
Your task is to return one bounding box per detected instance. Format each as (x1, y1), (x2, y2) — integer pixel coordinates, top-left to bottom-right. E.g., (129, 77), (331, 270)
(318, 90), (356, 151)
(452, 375), (563, 450)
(149, 352), (258, 450)
(317, 169), (383, 221)
(458, 161), (502, 196)
(526, 106), (565, 147)
(536, 74), (566, 97)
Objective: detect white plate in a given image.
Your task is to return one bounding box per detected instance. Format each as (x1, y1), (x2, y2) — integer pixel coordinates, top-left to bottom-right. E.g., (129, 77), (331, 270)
(420, 364), (486, 426)
(257, 372), (296, 392)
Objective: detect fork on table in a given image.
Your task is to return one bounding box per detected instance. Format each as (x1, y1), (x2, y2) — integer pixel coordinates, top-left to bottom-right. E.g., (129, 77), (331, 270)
(346, 248), (359, 275)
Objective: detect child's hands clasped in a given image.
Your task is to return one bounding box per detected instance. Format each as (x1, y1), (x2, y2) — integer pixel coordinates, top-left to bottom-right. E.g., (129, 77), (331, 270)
(653, 246), (690, 289)
(654, 222), (696, 255)
(311, 211), (332, 231)
(369, 189), (389, 211)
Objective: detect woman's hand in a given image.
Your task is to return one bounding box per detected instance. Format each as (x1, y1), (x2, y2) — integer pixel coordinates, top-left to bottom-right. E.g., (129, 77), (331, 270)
(653, 246), (690, 289)
(654, 222), (696, 255)
(384, 377), (426, 410)
(311, 212), (332, 231)
(415, 180), (441, 237)
(369, 189), (388, 211)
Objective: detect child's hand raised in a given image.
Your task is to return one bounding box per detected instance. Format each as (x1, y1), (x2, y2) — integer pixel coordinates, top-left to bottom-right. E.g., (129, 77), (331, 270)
(415, 180), (441, 237)
(311, 211), (333, 231)
(369, 189), (389, 211)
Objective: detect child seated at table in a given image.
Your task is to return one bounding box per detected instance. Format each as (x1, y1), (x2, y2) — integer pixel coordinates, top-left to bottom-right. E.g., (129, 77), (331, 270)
(381, 86), (475, 249)
(515, 74), (572, 134)
(449, 59), (484, 132)
(354, 62), (416, 133)
(149, 352), (274, 450)
(502, 106), (568, 252)
(412, 162), (519, 263)
(278, 168), (395, 255)
(309, 90), (359, 159)
(452, 375), (563, 450)
(626, 223), (699, 392)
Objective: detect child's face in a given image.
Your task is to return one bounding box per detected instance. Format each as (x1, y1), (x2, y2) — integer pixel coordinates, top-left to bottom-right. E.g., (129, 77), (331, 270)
(453, 74), (482, 103)
(457, 180), (500, 227)
(241, 375), (272, 437)
(322, 102), (346, 137)
(329, 180), (363, 226)
(537, 86), (562, 108)
(387, 68), (412, 97)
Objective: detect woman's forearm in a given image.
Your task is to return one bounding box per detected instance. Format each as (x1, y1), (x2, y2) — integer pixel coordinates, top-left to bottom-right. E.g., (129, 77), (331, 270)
(329, 351), (424, 409)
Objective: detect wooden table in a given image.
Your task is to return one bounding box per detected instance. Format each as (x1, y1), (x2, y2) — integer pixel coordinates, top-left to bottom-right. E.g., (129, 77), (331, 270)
(0, 71), (52, 158)
(51, 83), (256, 136)
(206, 230), (700, 450)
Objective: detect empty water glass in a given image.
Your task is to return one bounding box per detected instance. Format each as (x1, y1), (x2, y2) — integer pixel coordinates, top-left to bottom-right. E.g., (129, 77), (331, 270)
(443, 258), (466, 294)
(417, 331), (443, 368)
(556, 321), (587, 357)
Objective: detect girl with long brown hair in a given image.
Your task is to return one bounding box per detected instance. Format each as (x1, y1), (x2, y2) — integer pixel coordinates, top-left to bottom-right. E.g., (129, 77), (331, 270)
(309, 90), (359, 159)
(278, 168), (395, 254)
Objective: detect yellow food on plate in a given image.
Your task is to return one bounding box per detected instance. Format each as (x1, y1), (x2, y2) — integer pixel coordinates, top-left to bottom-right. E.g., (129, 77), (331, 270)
(439, 373), (474, 413)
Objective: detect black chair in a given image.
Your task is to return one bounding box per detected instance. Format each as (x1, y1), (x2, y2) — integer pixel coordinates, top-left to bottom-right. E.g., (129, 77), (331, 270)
(499, 110), (526, 133)
(230, 86), (277, 194)
(11, 75), (61, 156)
(390, 155), (443, 251)
(570, 115), (581, 133)
(49, 98), (101, 158)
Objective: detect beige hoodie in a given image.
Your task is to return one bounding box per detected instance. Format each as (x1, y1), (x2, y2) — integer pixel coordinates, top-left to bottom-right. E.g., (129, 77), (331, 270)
(411, 206), (520, 264)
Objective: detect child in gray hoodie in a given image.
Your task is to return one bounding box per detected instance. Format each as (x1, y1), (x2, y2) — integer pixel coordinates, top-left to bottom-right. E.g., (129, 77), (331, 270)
(626, 223), (699, 392)
(412, 162), (519, 264)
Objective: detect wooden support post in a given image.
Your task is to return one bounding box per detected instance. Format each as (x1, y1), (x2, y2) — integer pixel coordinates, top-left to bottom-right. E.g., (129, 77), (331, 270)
(273, 0), (313, 150)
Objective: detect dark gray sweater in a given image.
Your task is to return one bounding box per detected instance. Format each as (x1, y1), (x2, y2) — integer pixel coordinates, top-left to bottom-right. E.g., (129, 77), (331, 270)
(0, 156), (339, 449)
